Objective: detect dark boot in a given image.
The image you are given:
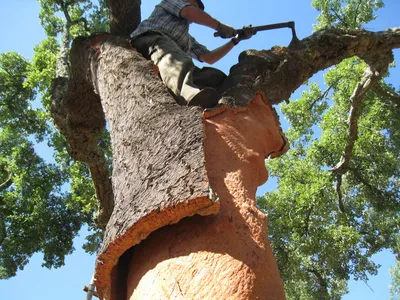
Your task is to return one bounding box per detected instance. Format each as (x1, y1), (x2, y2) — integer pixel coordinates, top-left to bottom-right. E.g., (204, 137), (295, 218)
(187, 88), (219, 109)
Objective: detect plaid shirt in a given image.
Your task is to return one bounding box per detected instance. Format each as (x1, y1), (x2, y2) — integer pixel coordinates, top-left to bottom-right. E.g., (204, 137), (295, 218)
(130, 0), (210, 61)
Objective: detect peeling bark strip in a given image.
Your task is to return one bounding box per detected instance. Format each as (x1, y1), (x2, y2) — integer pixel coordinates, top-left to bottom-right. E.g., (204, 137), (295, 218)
(67, 36), (220, 299)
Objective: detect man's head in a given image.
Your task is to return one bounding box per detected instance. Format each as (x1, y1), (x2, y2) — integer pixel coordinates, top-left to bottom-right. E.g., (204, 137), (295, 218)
(196, 0), (205, 10)
(187, 0), (205, 10)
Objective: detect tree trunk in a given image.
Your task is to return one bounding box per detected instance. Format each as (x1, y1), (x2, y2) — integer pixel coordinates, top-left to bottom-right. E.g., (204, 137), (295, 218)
(123, 93), (287, 299)
(52, 25), (400, 299)
(61, 34), (288, 299)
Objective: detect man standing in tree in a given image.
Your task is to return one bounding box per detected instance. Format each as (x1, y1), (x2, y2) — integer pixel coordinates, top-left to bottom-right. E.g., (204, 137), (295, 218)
(130, 0), (254, 109)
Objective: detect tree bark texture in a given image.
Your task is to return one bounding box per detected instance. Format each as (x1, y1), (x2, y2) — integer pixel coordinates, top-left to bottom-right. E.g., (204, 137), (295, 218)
(52, 26), (400, 299)
(65, 36), (222, 299)
(220, 27), (399, 106)
(107, 0), (141, 36)
(122, 93), (288, 300)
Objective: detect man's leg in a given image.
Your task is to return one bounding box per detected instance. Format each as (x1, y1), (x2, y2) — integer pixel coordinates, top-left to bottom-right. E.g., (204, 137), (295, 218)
(132, 33), (218, 108)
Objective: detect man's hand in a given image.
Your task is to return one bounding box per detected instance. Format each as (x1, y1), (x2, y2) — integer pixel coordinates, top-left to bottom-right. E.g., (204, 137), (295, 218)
(231, 25), (256, 45)
(237, 25), (256, 41)
(216, 22), (236, 38)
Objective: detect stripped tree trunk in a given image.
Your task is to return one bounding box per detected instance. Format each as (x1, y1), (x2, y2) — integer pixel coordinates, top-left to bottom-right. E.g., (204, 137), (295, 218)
(123, 94), (288, 299)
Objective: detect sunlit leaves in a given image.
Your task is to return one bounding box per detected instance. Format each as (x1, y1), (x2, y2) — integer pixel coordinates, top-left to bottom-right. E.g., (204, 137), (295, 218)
(312, 0), (384, 30)
(38, 0), (109, 39)
(258, 2), (398, 298)
(389, 259), (400, 300)
(0, 53), (48, 141)
(0, 0), (110, 278)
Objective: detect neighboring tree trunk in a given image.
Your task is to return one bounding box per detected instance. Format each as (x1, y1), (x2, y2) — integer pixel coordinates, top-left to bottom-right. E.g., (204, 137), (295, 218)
(52, 24), (400, 299)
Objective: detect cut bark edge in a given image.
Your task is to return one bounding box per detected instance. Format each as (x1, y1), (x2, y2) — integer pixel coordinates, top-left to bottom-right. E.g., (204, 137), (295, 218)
(94, 195), (219, 299)
(204, 92), (289, 159)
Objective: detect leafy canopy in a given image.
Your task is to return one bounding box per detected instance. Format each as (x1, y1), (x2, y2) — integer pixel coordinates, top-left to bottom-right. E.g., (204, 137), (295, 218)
(0, 0), (109, 278)
(258, 1), (399, 299)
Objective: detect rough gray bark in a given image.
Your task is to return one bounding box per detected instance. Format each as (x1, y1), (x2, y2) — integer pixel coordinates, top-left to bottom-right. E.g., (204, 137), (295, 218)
(220, 27), (400, 105)
(51, 0), (114, 229)
(108, 0), (141, 35)
(61, 35), (219, 298)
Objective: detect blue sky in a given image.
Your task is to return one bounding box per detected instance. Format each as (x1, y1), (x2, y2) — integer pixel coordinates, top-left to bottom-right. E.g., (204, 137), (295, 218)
(0, 0), (399, 299)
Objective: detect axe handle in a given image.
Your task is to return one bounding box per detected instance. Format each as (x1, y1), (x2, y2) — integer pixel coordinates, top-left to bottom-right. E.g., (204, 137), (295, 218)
(214, 21), (295, 37)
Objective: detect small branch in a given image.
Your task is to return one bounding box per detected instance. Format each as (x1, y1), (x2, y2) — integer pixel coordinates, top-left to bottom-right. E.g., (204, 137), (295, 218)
(331, 54), (392, 176)
(350, 167), (394, 201)
(306, 268), (329, 297)
(0, 167), (12, 192)
(372, 82), (400, 105)
(331, 8), (348, 28)
(0, 216), (6, 246)
(335, 174), (346, 213)
(89, 159), (114, 229)
(309, 84), (334, 110)
(362, 279), (375, 293)
(353, 0), (363, 27)
(71, 17), (89, 32)
(304, 204), (314, 236)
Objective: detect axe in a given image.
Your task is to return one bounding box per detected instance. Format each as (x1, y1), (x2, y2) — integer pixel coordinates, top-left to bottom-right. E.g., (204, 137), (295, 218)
(214, 21), (305, 50)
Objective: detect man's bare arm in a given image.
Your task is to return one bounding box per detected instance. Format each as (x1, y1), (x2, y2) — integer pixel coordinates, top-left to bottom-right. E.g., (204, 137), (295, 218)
(180, 5), (219, 29)
(199, 40), (236, 64)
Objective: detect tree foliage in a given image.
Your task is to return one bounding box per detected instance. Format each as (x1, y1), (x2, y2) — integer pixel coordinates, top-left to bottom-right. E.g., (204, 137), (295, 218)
(390, 259), (400, 300)
(0, 0), (110, 278)
(312, 0), (384, 30)
(258, 1), (400, 298)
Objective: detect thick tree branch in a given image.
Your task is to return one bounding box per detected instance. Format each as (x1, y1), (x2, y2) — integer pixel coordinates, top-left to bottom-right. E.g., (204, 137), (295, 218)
(330, 52), (392, 210)
(51, 73), (113, 230)
(51, 1), (113, 229)
(220, 27), (400, 106)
